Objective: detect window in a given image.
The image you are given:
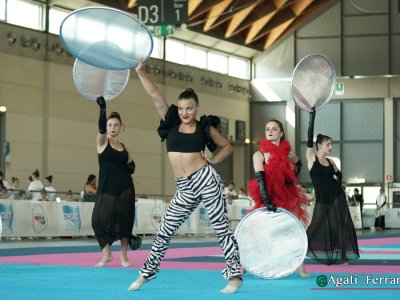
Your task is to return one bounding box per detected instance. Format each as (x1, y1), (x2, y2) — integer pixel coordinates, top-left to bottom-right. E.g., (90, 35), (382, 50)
(208, 52), (228, 74)
(229, 56), (250, 79)
(186, 45), (206, 69)
(0, 0), (6, 20)
(165, 39), (185, 64)
(49, 7), (69, 35)
(165, 38), (251, 79)
(7, 0), (44, 30)
(150, 36), (162, 59)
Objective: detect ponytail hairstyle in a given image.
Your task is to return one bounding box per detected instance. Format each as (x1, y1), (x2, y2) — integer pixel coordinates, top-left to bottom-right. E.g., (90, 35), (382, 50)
(45, 175), (53, 183)
(108, 111), (125, 131)
(178, 88), (199, 105)
(315, 134), (332, 150)
(32, 169), (40, 179)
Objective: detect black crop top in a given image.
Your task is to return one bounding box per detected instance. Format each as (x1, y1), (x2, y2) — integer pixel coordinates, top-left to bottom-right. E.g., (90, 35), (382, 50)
(166, 122), (207, 152)
(157, 105), (220, 153)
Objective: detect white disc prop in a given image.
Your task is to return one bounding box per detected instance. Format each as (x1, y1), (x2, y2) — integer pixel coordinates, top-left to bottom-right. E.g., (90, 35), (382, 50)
(73, 59), (129, 101)
(291, 54), (336, 112)
(60, 7), (153, 70)
(235, 208), (307, 279)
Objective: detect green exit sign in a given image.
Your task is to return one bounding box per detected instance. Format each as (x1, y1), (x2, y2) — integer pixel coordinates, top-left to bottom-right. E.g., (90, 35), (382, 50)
(335, 82), (344, 95)
(154, 24), (175, 36)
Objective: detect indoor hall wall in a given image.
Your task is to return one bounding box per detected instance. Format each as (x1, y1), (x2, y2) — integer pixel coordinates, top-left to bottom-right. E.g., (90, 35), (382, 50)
(0, 35), (250, 196)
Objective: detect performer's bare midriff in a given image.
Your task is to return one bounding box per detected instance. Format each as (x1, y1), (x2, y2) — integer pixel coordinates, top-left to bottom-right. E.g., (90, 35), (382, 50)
(168, 152), (207, 178)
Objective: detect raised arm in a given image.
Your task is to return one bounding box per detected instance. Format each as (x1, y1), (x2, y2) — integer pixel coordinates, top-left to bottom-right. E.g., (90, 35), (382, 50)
(306, 107), (316, 170)
(96, 96), (108, 153)
(135, 60), (169, 119)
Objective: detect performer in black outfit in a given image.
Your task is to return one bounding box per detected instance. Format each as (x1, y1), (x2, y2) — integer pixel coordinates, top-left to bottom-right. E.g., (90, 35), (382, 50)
(305, 108), (359, 265)
(92, 97), (141, 268)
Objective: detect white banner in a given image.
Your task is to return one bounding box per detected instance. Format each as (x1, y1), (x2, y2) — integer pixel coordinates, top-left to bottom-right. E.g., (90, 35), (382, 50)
(0, 198), (254, 237)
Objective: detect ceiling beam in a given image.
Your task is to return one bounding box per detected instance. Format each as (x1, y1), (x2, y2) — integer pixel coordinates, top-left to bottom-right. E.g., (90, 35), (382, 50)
(188, 0), (204, 15)
(225, 0), (277, 38)
(189, 0), (218, 19)
(245, 12), (275, 44)
(290, 0), (315, 15)
(225, 3), (258, 37)
(261, 0), (338, 49)
(263, 18), (294, 48)
(204, 0), (234, 31)
(201, 0), (259, 31)
(127, 0), (137, 9)
(247, 5), (294, 44)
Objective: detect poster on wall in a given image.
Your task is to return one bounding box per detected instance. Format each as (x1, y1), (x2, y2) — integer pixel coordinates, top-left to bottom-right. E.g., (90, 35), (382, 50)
(235, 120), (246, 141)
(218, 117), (229, 139)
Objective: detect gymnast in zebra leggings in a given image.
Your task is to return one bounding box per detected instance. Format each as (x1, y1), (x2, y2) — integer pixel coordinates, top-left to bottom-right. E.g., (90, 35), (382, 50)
(129, 60), (243, 293)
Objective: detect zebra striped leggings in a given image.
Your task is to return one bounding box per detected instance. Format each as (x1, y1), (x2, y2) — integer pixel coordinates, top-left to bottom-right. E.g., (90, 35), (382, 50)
(139, 164), (242, 280)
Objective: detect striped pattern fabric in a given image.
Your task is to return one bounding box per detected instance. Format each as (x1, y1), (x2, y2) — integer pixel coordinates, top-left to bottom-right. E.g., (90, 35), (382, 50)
(139, 164), (242, 280)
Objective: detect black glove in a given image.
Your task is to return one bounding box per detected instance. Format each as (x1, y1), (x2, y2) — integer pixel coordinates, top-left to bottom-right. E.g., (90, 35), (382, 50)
(307, 107), (316, 148)
(255, 171), (277, 212)
(97, 96), (107, 134)
(334, 170), (342, 184)
(295, 159), (302, 177)
(126, 161), (135, 175)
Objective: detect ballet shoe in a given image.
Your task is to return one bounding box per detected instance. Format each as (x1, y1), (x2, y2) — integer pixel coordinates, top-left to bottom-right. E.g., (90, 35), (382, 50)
(220, 277), (243, 294)
(121, 261), (132, 268)
(94, 256), (113, 267)
(128, 276), (149, 291)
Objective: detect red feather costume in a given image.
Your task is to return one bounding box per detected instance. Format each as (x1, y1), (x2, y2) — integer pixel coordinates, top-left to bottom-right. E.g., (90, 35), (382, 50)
(247, 139), (309, 224)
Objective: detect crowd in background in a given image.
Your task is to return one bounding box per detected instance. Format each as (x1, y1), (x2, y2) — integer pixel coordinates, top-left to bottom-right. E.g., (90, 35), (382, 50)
(0, 169), (96, 202)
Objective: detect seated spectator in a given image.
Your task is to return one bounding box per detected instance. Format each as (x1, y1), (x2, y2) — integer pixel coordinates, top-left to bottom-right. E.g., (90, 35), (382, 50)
(0, 170), (11, 190)
(10, 177), (26, 199)
(81, 174), (97, 202)
(27, 169), (44, 201)
(85, 174), (97, 194)
(65, 190), (77, 201)
(224, 182), (238, 205)
(238, 187), (247, 198)
(38, 188), (49, 201)
(44, 175), (57, 201)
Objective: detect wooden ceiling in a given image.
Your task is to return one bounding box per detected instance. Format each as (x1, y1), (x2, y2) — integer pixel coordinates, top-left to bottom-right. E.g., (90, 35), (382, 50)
(91, 0), (338, 51)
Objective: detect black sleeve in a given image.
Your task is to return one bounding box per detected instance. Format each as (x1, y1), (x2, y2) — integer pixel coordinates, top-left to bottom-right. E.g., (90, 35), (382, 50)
(199, 115), (220, 153)
(157, 105), (180, 141)
(97, 96), (107, 134)
(294, 159), (302, 177)
(307, 108), (316, 148)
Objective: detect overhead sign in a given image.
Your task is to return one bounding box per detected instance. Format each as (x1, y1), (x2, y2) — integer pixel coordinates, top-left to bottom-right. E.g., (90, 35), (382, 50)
(154, 24), (175, 36)
(138, 0), (188, 25)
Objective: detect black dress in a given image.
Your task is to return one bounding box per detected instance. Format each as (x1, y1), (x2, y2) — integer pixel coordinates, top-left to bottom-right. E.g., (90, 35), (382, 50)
(306, 156), (360, 265)
(92, 141), (140, 250)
